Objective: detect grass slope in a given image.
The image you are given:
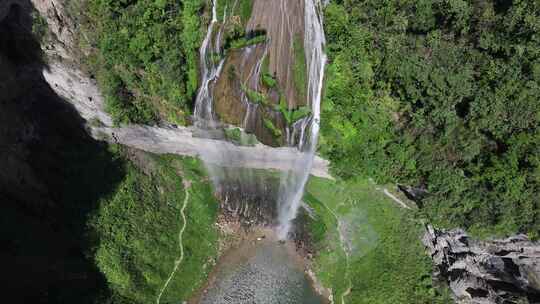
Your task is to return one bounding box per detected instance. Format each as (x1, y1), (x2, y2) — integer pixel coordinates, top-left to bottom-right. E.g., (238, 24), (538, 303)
(89, 152), (218, 303)
(304, 177), (452, 304)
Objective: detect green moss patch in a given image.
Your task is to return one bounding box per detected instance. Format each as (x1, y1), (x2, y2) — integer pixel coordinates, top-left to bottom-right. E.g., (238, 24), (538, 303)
(241, 83), (269, 105)
(263, 118), (282, 138)
(224, 127), (259, 146)
(293, 35), (307, 103)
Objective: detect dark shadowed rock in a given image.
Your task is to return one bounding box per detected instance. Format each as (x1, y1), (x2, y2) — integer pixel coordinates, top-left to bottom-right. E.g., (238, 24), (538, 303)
(423, 225), (540, 304)
(397, 184), (427, 205)
(1, 2), (122, 302)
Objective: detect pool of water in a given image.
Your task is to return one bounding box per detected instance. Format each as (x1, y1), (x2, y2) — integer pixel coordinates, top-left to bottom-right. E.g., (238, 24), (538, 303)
(193, 233), (326, 304)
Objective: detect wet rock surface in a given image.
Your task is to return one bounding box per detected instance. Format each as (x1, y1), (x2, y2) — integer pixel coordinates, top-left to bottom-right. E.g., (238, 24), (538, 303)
(214, 47), (287, 146)
(211, 0), (309, 146)
(247, 0), (305, 109)
(213, 168), (280, 227)
(423, 225), (540, 303)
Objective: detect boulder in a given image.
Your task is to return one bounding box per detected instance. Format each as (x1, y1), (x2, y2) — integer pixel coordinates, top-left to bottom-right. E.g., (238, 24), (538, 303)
(423, 225), (540, 303)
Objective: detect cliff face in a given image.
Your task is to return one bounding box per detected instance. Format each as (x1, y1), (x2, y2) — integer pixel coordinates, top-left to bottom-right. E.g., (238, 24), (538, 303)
(423, 225), (540, 304)
(0, 2), (122, 302)
(30, 0), (113, 126)
(246, 0), (305, 108)
(211, 0), (310, 146)
(31, 0), (75, 57)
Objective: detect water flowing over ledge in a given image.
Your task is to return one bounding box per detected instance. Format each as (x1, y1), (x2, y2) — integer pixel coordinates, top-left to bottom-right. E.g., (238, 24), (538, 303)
(276, 0), (327, 239)
(92, 125), (332, 179)
(40, 60), (331, 179)
(189, 0), (328, 239)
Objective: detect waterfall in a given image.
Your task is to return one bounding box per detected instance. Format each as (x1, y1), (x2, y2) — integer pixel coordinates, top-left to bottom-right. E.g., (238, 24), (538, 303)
(192, 0), (279, 226)
(194, 0), (224, 125)
(242, 44), (269, 130)
(276, 0), (326, 239)
(192, 0), (327, 238)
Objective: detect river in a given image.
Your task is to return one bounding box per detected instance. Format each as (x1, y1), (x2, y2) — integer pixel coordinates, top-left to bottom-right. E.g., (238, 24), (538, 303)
(191, 231), (328, 304)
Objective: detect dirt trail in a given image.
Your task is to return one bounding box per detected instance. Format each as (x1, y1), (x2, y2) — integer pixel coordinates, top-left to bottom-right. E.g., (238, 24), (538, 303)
(383, 189), (411, 209)
(156, 180), (192, 304)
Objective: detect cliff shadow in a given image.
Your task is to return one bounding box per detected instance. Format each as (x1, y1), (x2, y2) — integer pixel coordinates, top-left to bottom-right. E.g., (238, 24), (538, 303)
(0, 2), (124, 303)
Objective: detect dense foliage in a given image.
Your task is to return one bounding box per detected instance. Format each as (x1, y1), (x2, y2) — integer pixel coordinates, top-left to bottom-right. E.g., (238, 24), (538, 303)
(304, 177), (453, 303)
(320, 0), (540, 237)
(89, 154), (218, 303)
(79, 0), (205, 125)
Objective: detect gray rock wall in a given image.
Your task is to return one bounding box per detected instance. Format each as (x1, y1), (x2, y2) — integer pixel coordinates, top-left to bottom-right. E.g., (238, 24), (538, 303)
(423, 225), (540, 303)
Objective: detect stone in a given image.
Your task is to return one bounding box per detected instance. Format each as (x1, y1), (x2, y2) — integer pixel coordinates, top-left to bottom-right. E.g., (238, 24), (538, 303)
(423, 225), (540, 303)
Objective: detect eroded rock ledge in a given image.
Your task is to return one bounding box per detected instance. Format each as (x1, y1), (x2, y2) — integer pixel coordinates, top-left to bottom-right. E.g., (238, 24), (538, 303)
(423, 225), (540, 304)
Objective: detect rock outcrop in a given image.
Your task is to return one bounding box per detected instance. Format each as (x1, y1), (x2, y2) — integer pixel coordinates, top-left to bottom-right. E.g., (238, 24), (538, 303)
(94, 125), (332, 179)
(31, 0), (76, 58)
(27, 0), (113, 126)
(212, 0), (310, 146)
(423, 225), (540, 304)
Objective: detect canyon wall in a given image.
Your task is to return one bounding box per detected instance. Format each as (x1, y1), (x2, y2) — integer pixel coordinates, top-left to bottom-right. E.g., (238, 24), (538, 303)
(423, 225), (540, 304)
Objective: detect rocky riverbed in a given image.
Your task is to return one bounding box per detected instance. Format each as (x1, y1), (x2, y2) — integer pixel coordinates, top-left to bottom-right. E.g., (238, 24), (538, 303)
(190, 227), (329, 304)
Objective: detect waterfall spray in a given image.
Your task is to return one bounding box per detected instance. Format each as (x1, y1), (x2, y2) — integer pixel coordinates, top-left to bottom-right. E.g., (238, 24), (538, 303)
(276, 0), (326, 239)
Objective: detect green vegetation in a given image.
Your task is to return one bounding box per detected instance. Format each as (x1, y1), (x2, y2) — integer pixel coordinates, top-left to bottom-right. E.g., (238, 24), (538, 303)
(224, 127), (259, 146)
(290, 106), (311, 123)
(224, 127), (243, 143)
(217, 0), (261, 51)
(217, 0), (253, 24)
(217, 0), (256, 54)
(89, 153), (218, 303)
(304, 177), (452, 304)
(293, 35), (307, 103)
(239, 0), (254, 24)
(321, 0), (540, 238)
(276, 96), (312, 126)
(78, 0), (204, 125)
(31, 9), (48, 43)
(241, 83), (269, 104)
(263, 118), (282, 138)
(260, 55), (277, 89)
(261, 73), (277, 88)
(227, 33), (267, 50)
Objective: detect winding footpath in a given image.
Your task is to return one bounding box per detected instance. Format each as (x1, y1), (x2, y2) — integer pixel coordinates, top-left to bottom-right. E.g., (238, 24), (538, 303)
(156, 180), (191, 304)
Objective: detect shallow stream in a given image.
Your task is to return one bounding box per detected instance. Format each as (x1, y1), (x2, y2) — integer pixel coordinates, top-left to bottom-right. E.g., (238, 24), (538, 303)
(192, 232), (327, 304)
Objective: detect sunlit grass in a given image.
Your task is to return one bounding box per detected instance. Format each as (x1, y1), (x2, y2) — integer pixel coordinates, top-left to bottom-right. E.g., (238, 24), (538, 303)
(304, 177), (452, 304)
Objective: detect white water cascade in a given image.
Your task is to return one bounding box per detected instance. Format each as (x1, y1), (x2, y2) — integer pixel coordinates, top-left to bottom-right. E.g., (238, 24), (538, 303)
(193, 0), (225, 125)
(193, 0), (327, 239)
(276, 0), (327, 239)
